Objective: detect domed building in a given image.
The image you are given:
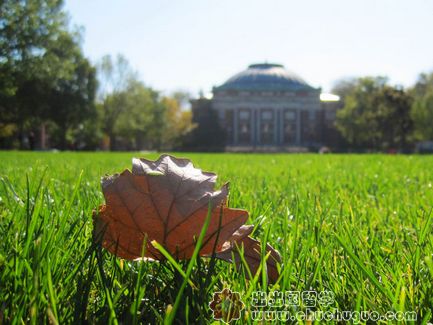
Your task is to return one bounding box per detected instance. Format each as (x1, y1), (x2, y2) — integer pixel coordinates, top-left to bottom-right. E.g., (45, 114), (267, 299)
(190, 63), (341, 151)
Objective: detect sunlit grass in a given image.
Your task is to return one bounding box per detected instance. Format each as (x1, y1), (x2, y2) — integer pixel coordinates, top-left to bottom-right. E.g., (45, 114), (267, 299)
(0, 151), (432, 323)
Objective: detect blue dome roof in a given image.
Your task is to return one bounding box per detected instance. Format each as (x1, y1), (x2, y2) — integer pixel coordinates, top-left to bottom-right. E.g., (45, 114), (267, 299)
(215, 63), (314, 91)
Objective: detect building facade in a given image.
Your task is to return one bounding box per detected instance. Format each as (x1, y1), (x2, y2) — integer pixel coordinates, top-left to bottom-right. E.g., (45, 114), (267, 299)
(191, 63), (341, 151)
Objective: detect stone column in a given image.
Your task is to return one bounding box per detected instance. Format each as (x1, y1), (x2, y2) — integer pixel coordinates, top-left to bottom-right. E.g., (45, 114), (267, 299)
(273, 108), (278, 145)
(256, 109), (261, 145)
(233, 109), (238, 145)
(250, 108), (255, 145)
(280, 109), (285, 145)
(279, 109), (284, 145)
(296, 108), (301, 145)
(253, 109), (257, 145)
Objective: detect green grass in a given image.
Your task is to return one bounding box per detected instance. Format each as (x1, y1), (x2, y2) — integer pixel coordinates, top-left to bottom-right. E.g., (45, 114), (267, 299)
(0, 151), (432, 324)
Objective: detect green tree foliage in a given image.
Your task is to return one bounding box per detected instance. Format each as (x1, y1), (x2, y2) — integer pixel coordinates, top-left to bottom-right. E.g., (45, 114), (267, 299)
(97, 55), (193, 150)
(331, 78), (358, 103)
(159, 95), (195, 150)
(0, 0), (97, 149)
(410, 72), (433, 140)
(335, 77), (413, 150)
(47, 34), (97, 149)
(97, 55), (156, 150)
(113, 81), (159, 150)
(141, 92), (195, 151)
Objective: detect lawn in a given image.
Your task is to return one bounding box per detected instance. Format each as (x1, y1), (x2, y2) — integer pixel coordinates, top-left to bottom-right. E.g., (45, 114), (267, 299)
(0, 152), (432, 324)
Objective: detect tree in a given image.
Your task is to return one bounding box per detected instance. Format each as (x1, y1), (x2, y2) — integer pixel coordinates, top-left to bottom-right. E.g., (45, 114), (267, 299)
(331, 78), (358, 103)
(411, 94), (433, 141)
(143, 91), (195, 151)
(97, 56), (194, 151)
(97, 54), (138, 99)
(100, 85), (194, 151)
(411, 72), (433, 98)
(114, 80), (158, 150)
(410, 72), (433, 141)
(336, 77), (413, 150)
(97, 54), (139, 150)
(158, 95), (194, 150)
(376, 86), (413, 149)
(0, 0), (97, 149)
(47, 33), (97, 149)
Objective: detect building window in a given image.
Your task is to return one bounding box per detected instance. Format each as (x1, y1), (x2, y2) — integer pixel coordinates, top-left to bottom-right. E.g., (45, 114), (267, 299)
(239, 110), (250, 120)
(283, 109), (296, 144)
(261, 111), (273, 120)
(301, 110), (316, 142)
(241, 124), (249, 133)
(260, 109), (274, 144)
(309, 110), (316, 121)
(238, 109), (251, 144)
(225, 110), (234, 144)
(285, 111), (296, 120)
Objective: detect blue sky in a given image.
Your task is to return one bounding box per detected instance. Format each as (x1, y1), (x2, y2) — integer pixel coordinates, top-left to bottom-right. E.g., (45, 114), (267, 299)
(65, 0), (433, 95)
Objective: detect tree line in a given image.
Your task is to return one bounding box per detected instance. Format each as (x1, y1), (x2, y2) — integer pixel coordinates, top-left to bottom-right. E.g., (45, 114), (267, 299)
(1, 0), (432, 152)
(0, 0), (193, 151)
(333, 73), (433, 152)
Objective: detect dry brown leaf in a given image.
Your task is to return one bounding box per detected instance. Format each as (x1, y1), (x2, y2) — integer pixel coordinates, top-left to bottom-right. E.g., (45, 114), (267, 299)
(93, 154), (281, 282)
